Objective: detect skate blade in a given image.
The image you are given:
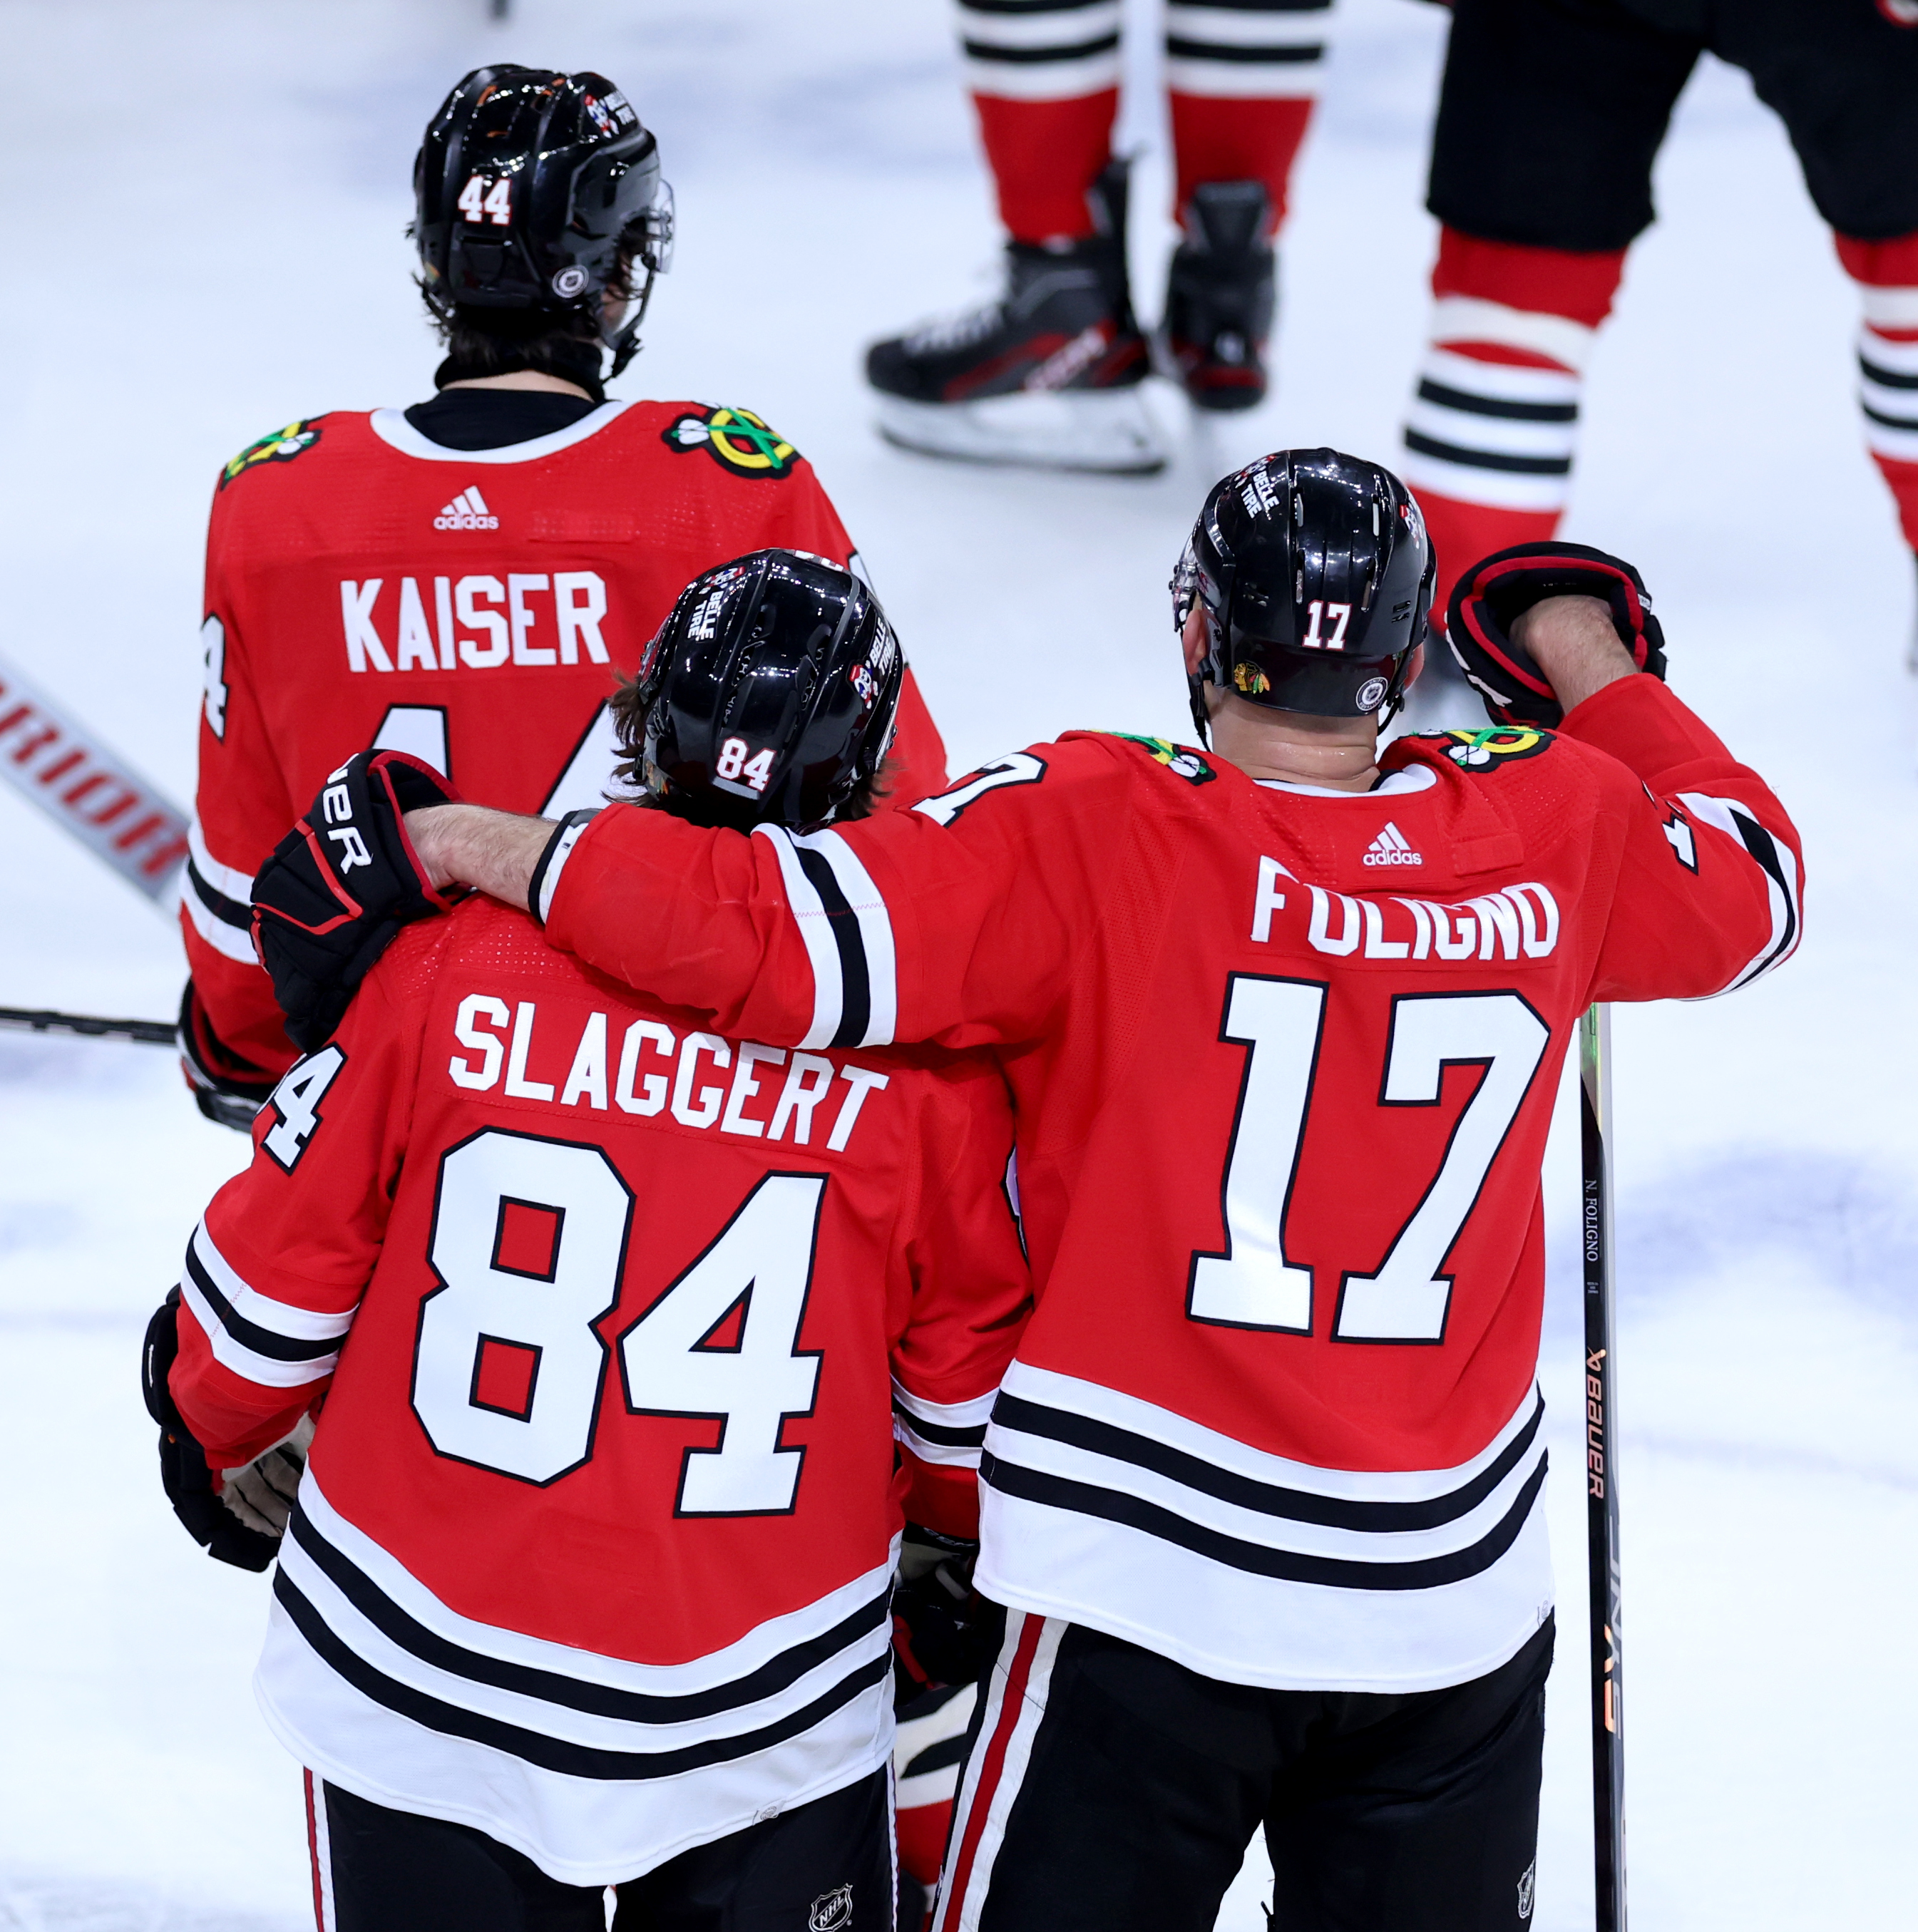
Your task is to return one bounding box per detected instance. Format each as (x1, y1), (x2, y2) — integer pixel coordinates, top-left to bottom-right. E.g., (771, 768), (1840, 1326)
(874, 389), (1168, 476)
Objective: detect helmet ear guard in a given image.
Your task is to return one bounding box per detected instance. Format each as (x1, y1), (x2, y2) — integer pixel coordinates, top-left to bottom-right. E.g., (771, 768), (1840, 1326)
(1173, 449), (1435, 740)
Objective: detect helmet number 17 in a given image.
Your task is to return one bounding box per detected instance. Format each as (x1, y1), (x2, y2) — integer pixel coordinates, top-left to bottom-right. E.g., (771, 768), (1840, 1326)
(457, 175), (514, 226)
(1300, 601), (1351, 650)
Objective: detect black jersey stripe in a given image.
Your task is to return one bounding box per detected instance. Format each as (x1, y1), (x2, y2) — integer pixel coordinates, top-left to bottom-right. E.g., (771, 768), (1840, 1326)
(990, 1392), (1543, 1533)
(963, 32), (1122, 63)
(980, 1453), (1547, 1589)
(1416, 379), (1579, 425)
(1164, 36), (1323, 62)
(1404, 429), (1573, 476)
(793, 846), (872, 1050)
(902, 1732), (971, 1781)
(1167, 0), (1330, 11)
(1723, 805), (1799, 985)
(186, 858), (253, 930)
(893, 1399), (990, 1449)
(285, 1506), (888, 1724)
(184, 1241), (339, 1365)
(960, 0), (1117, 15)
(274, 1570), (891, 1782)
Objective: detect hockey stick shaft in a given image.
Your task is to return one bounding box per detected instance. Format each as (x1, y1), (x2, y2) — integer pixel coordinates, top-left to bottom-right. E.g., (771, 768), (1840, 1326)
(0, 1005), (175, 1047)
(1579, 1004), (1626, 1931)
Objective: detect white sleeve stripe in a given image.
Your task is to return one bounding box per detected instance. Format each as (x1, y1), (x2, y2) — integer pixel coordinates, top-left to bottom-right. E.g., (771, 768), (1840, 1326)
(894, 1421), (984, 1469)
(188, 818), (256, 903)
(533, 817), (591, 926)
(181, 873), (261, 962)
(1676, 793), (1802, 994)
(754, 824), (845, 1052)
(178, 1269), (339, 1390)
(193, 1223), (357, 1345)
(892, 1382), (999, 1430)
(791, 827), (898, 1049)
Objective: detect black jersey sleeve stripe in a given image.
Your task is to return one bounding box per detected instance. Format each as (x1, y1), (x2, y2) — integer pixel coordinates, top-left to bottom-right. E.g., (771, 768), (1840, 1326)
(273, 1569), (890, 1782)
(894, 1404), (991, 1450)
(962, 31), (1122, 63)
(979, 1453), (1548, 1590)
(184, 1243), (339, 1365)
(793, 846), (873, 1050)
(989, 1390), (1544, 1533)
(1725, 805), (1800, 985)
(186, 858), (253, 930)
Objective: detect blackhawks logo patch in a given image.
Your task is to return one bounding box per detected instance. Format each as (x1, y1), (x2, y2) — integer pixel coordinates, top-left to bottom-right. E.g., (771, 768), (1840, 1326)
(662, 404), (799, 479)
(219, 418), (321, 490)
(1430, 725), (1554, 770)
(1110, 733), (1216, 785)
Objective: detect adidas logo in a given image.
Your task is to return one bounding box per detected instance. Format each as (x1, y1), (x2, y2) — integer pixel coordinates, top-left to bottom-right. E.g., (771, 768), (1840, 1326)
(434, 486), (497, 531)
(1362, 822), (1422, 867)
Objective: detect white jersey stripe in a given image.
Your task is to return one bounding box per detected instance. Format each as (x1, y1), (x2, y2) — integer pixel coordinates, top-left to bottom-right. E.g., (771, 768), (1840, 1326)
(1676, 792), (1802, 993)
(789, 828), (899, 1049)
(755, 825), (846, 1051)
(188, 817), (255, 903)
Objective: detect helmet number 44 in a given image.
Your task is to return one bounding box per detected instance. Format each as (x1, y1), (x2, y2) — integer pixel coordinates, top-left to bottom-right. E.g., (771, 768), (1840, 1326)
(457, 175), (513, 226)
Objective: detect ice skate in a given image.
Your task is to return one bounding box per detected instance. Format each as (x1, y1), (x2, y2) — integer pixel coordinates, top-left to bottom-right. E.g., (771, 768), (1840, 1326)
(1159, 180), (1276, 413)
(866, 162), (1166, 475)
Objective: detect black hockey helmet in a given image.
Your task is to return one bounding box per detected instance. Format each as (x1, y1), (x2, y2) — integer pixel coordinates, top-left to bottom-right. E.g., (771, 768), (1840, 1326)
(415, 66), (674, 376)
(1172, 448), (1435, 734)
(631, 550), (905, 833)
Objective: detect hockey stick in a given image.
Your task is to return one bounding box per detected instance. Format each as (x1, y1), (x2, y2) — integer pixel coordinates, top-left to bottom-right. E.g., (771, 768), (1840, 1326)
(1579, 1004), (1626, 1931)
(0, 1005), (175, 1047)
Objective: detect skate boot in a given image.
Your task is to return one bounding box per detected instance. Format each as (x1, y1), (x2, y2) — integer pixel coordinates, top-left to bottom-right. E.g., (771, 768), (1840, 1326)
(1161, 180), (1276, 413)
(866, 160), (1164, 475)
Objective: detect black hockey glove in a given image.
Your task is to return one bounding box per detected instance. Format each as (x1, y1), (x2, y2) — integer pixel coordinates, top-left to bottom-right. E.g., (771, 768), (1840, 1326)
(1445, 543), (1667, 729)
(177, 980), (277, 1132)
(252, 751), (463, 1054)
(892, 1525), (1005, 1700)
(142, 1290), (308, 1571)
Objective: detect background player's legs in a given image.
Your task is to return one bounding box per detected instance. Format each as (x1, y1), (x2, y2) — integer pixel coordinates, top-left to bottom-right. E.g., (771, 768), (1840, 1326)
(1160, 1), (1330, 410)
(1263, 1624), (1553, 1932)
(933, 1615), (1268, 1932)
(1402, 0), (1698, 633)
(612, 1769), (893, 1932)
(896, 1682), (978, 1932)
(1711, 0), (1918, 659)
(309, 1774), (609, 1932)
(864, 3), (1161, 474)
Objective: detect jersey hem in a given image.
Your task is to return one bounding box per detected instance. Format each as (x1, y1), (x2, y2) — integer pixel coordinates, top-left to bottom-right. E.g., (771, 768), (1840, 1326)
(254, 1676), (893, 1888)
(366, 401), (636, 464)
(968, 1573), (1553, 1696)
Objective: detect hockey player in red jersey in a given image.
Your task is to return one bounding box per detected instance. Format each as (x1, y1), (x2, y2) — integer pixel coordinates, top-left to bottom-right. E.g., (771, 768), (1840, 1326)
(259, 451), (1802, 1930)
(180, 64), (949, 1130)
(1400, 0), (1918, 664)
(863, 1), (1334, 472)
(146, 551), (1027, 1930)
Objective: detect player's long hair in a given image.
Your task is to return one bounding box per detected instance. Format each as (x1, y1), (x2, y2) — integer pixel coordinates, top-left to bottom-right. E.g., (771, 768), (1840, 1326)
(421, 245), (640, 391)
(606, 672), (891, 825)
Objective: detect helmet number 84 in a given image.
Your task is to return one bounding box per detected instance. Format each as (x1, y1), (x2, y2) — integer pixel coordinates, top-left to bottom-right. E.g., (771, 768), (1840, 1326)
(716, 736), (776, 793)
(457, 175), (513, 226)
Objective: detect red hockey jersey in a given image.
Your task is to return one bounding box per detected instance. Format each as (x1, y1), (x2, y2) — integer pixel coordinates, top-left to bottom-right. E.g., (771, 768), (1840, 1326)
(183, 400), (949, 1080)
(168, 897), (1028, 1882)
(530, 676), (1802, 1694)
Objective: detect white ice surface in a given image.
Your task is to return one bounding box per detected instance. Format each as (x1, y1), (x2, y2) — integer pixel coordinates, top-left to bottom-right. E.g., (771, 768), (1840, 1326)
(2, 1), (1914, 1927)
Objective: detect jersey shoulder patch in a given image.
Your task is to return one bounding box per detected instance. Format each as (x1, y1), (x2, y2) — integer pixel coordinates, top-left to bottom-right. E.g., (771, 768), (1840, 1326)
(660, 403), (801, 480)
(1103, 732), (1219, 786)
(1417, 725), (1557, 773)
(218, 417), (325, 490)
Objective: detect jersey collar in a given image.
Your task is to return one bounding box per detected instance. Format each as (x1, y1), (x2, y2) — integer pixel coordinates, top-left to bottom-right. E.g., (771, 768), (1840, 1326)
(367, 399), (634, 463)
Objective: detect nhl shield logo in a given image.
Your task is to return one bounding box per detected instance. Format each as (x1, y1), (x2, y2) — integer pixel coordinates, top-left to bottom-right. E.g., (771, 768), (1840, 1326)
(1516, 1858), (1536, 1921)
(808, 1884), (853, 1932)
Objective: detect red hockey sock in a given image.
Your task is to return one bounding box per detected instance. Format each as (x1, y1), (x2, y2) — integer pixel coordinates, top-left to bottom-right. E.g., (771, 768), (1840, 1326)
(1168, 94), (1314, 235)
(1402, 229), (1628, 617)
(972, 90), (1119, 244)
(1835, 230), (1918, 553)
